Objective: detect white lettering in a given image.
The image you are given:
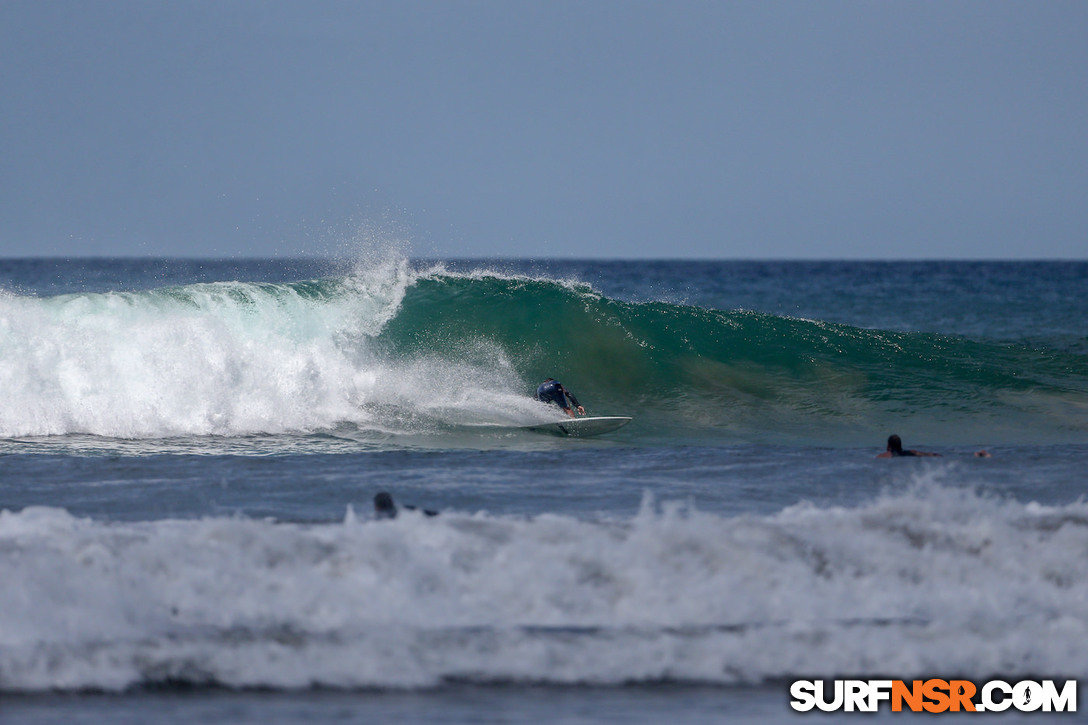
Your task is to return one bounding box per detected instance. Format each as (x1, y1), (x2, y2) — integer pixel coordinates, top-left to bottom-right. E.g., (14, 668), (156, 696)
(790, 677), (1076, 713)
(815, 680), (844, 712)
(867, 680), (893, 711)
(982, 680), (1013, 712)
(1014, 681), (1043, 712)
(790, 680), (816, 712)
(1041, 680), (1077, 712)
(844, 680), (869, 712)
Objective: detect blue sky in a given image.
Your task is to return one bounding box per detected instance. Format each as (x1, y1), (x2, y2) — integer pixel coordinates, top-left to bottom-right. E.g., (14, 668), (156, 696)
(2, 1), (1086, 259)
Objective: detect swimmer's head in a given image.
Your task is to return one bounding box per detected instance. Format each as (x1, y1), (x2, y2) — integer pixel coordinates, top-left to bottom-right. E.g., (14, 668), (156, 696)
(374, 492), (397, 519)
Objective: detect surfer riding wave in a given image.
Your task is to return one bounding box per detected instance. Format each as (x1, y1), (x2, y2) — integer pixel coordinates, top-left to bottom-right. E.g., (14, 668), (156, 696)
(536, 378), (585, 418)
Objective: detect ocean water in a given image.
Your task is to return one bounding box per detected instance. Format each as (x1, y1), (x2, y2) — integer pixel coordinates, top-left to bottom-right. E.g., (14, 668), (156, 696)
(1, 258), (1086, 723)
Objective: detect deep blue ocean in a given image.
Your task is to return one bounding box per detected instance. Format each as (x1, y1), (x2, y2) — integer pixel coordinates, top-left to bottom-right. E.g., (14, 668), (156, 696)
(1, 258), (1086, 723)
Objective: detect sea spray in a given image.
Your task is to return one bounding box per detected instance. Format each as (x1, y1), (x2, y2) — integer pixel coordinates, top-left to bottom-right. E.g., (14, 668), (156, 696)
(1, 483), (1085, 691)
(0, 278), (386, 437)
(0, 262), (1085, 444)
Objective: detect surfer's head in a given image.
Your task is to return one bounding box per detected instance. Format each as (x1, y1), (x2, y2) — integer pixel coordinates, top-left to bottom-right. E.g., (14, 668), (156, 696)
(373, 492), (397, 519)
(886, 434), (904, 454)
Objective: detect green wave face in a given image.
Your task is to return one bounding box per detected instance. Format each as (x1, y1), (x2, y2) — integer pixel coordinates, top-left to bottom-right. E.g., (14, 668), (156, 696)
(3, 267), (1084, 445)
(377, 272), (1088, 445)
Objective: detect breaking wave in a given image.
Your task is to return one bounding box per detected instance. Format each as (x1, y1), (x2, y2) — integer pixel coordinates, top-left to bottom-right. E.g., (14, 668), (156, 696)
(1, 484), (1085, 691)
(1, 260), (1085, 446)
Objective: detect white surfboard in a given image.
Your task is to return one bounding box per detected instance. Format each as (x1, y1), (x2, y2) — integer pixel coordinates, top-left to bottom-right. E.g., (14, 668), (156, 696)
(522, 416), (632, 438)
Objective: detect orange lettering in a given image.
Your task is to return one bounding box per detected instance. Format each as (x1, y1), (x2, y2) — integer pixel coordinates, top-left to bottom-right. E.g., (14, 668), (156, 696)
(948, 680), (977, 712)
(923, 679), (950, 713)
(892, 680), (924, 712)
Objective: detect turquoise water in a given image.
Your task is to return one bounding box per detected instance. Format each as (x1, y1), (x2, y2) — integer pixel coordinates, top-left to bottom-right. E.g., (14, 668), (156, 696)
(1, 258), (1085, 722)
(2, 259), (1085, 448)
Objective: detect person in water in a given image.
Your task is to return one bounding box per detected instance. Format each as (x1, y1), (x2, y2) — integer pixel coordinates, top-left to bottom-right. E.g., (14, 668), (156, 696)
(373, 491), (438, 519)
(536, 378), (585, 418)
(876, 434), (942, 458)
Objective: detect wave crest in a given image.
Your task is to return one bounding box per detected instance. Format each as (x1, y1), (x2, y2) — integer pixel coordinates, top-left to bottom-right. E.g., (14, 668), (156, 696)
(1, 263), (1085, 444)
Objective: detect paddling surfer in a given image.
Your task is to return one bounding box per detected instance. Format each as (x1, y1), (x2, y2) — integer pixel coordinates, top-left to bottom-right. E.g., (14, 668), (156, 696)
(876, 434), (941, 458)
(876, 434), (991, 458)
(373, 492), (438, 519)
(536, 378), (585, 418)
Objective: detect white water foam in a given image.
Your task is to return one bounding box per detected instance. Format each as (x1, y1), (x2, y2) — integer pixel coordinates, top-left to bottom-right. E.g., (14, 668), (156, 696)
(1, 485), (1085, 691)
(0, 261), (554, 440)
